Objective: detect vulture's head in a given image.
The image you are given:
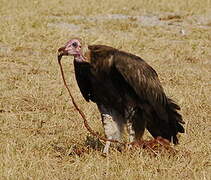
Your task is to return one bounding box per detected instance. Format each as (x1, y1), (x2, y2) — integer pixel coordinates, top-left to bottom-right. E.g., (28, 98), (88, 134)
(58, 38), (88, 62)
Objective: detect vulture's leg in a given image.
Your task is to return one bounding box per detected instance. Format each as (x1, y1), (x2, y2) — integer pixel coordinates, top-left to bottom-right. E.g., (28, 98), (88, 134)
(132, 110), (146, 141)
(126, 108), (146, 142)
(98, 104), (124, 154)
(126, 121), (136, 142)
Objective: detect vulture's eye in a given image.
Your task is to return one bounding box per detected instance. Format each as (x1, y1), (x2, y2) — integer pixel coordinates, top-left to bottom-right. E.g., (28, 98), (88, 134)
(72, 42), (78, 48)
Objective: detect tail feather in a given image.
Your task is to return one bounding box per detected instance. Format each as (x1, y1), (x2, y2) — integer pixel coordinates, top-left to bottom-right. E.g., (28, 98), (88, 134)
(167, 98), (185, 144)
(146, 98), (185, 144)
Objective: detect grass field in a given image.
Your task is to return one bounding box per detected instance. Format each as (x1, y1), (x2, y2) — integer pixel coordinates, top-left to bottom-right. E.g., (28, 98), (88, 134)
(0, 0), (211, 179)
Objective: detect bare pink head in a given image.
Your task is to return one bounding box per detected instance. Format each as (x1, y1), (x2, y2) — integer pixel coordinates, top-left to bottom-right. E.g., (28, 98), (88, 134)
(58, 38), (86, 62)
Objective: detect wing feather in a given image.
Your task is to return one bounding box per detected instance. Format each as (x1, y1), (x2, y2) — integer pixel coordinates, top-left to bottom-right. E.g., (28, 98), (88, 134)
(114, 52), (168, 111)
(113, 51), (184, 143)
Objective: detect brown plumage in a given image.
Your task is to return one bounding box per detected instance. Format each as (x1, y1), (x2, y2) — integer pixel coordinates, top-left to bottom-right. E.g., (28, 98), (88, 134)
(58, 38), (185, 153)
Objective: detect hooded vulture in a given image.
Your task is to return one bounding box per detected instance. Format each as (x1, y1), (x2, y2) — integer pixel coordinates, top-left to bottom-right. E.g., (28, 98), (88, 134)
(58, 38), (185, 153)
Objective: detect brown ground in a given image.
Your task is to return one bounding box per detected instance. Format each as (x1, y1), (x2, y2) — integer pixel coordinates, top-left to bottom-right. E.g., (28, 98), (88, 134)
(0, 0), (210, 179)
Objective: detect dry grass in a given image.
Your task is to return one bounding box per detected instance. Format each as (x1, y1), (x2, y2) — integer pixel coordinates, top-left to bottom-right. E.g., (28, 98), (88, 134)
(0, 0), (211, 179)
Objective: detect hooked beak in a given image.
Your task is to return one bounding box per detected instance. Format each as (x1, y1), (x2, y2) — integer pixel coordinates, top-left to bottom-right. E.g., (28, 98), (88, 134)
(58, 46), (68, 57)
(57, 46), (68, 62)
(57, 45), (88, 63)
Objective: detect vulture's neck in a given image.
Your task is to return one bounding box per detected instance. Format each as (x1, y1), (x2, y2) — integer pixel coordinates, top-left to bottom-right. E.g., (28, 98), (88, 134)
(73, 45), (91, 63)
(83, 45), (91, 63)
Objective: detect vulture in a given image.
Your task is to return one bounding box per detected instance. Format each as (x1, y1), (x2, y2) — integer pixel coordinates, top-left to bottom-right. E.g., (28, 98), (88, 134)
(58, 38), (185, 153)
